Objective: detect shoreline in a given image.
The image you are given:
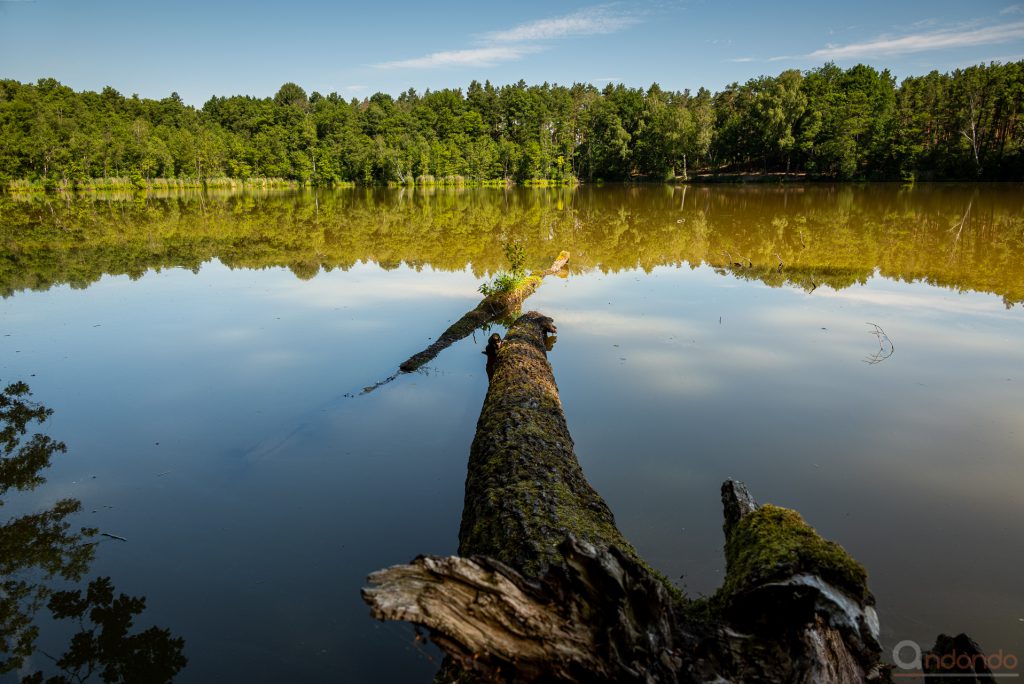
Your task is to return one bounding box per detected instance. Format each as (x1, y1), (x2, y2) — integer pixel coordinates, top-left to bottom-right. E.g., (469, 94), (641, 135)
(4, 174), (1022, 196)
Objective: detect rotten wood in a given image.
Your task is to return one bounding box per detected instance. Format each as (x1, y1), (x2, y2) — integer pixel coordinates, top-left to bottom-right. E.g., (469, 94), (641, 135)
(364, 538), (682, 683)
(364, 310), (890, 682)
(458, 310), (641, 579)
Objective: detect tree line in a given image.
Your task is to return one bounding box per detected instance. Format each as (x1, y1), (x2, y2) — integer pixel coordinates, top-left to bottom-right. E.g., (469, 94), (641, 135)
(1, 60), (1021, 188)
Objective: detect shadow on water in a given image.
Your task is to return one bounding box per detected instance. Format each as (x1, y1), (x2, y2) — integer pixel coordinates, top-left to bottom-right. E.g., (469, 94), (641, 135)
(1, 381), (187, 683)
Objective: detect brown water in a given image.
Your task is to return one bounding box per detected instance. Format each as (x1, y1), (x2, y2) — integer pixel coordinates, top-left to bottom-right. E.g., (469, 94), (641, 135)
(1, 184), (1022, 681)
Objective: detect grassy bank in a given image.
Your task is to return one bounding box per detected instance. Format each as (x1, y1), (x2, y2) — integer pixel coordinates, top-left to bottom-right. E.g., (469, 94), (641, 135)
(3, 176), (587, 194)
(4, 177), (305, 194)
(391, 175), (576, 188)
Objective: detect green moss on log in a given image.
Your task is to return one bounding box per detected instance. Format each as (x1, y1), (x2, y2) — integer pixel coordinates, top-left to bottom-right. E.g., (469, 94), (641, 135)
(459, 311), (643, 580)
(455, 309), (870, 634)
(367, 311), (886, 681)
(721, 504), (869, 602)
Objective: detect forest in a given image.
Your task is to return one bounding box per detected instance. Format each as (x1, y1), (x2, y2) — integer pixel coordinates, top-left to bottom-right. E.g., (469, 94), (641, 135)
(0, 60), (1021, 189)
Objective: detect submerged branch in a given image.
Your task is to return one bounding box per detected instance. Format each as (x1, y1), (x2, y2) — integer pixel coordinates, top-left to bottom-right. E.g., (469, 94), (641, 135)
(396, 251), (569, 374)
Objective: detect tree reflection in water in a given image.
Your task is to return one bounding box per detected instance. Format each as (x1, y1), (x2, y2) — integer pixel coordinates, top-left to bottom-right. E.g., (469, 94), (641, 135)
(2, 185), (1023, 307)
(1, 381), (186, 683)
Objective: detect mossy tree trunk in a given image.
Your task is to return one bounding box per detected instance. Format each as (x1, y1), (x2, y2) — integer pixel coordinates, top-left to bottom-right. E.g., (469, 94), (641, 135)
(458, 311), (640, 577)
(364, 311), (887, 683)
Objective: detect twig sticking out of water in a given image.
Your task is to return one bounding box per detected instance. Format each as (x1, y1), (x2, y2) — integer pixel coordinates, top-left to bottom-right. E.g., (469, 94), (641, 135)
(864, 322), (895, 365)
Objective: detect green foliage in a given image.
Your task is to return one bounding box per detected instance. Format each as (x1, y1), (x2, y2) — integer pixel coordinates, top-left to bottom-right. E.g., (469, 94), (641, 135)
(479, 241), (528, 296)
(1, 63), (1020, 191)
(478, 271), (523, 297)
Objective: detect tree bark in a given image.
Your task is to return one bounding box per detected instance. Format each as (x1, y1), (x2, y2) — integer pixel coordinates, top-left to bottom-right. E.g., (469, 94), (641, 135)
(397, 253), (569, 373)
(457, 311), (642, 578)
(364, 311), (888, 682)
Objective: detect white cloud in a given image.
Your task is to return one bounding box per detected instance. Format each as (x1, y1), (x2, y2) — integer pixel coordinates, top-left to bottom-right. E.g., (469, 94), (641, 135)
(807, 21), (1024, 59)
(485, 7), (640, 42)
(266, 262), (480, 307)
(375, 45), (542, 70)
(975, 52), (1024, 63)
(374, 5), (638, 70)
(554, 309), (703, 340)
(814, 286), (1018, 319)
(729, 57), (755, 63)
(1001, 4), (1023, 15)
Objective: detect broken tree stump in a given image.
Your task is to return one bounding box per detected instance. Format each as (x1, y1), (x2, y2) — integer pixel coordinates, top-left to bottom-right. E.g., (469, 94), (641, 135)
(364, 311), (886, 682)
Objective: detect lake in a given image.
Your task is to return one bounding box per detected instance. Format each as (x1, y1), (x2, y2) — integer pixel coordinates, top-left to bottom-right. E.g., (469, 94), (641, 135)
(1, 183), (1022, 681)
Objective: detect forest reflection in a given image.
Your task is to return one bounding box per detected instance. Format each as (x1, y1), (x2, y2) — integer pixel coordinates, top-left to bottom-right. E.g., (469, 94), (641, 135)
(0, 381), (186, 683)
(1, 184), (1021, 306)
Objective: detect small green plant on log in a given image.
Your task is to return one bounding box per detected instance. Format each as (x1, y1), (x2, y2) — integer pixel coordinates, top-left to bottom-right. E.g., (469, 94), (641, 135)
(479, 242), (528, 296)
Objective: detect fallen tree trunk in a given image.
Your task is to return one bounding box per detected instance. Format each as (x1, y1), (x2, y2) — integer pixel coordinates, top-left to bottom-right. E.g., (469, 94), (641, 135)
(397, 252), (569, 373)
(364, 311), (886, 682)
(458, 311), (641, 577)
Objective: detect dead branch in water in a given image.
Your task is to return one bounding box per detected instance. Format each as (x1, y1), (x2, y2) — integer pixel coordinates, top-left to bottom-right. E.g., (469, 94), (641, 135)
(396, 251), (569, 374)
(864, 322), (895, 365)
(358, 252), (569, 395)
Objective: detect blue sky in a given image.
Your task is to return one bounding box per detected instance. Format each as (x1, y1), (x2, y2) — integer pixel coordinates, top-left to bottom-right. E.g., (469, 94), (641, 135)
(1, 0), (1022, 105)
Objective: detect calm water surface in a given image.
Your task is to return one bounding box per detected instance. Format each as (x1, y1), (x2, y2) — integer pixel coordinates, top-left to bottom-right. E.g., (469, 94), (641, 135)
(1, 185), (1022, 681)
